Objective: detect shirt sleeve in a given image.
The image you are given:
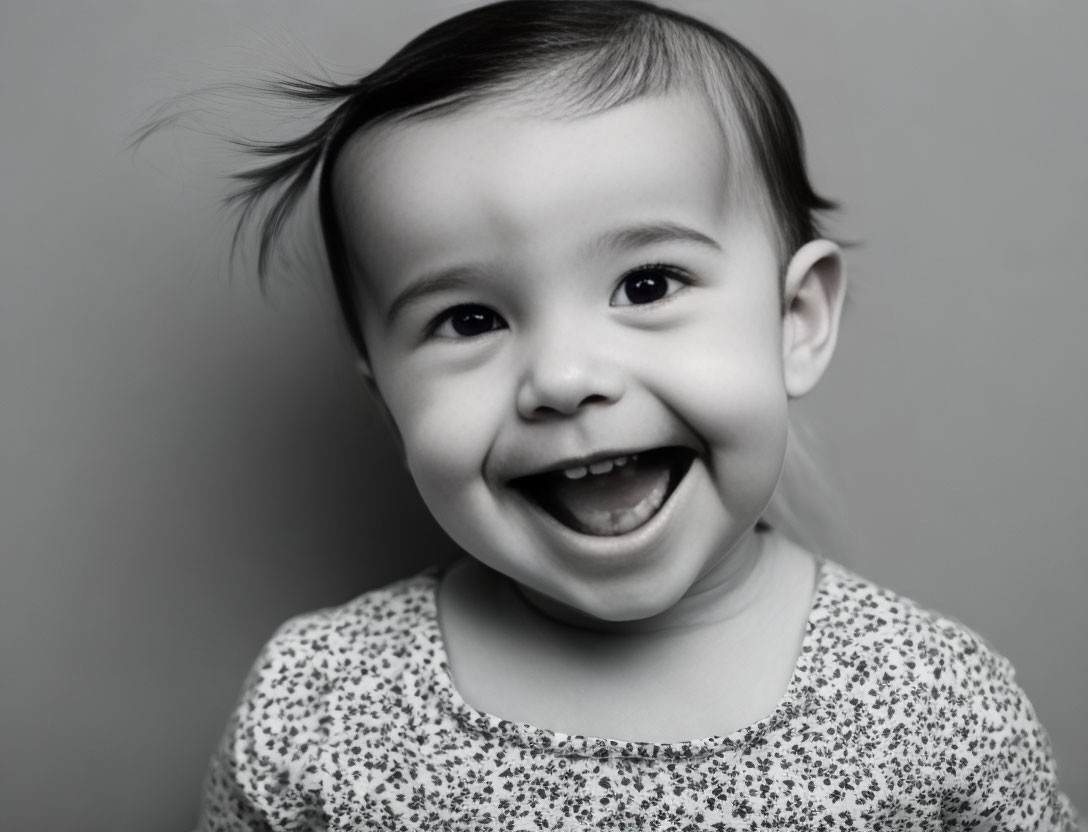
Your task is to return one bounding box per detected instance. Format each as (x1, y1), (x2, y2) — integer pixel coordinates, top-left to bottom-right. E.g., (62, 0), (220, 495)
(194, 618), (329, 832)
(937, 651), (1082, 831)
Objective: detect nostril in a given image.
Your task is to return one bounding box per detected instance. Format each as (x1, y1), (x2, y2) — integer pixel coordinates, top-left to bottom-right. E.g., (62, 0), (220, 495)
(579, 393), (610, 407)
(530, 392), (613, 420)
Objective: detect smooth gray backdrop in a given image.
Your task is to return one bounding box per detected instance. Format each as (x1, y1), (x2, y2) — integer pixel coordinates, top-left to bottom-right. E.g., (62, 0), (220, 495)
(2, 2), (1085, 829)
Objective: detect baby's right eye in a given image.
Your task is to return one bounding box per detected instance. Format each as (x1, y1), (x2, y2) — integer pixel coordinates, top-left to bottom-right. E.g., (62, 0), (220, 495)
(432, 304), (508, 338)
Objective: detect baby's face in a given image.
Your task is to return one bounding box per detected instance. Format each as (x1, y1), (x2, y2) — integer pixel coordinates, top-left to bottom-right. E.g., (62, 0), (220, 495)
(335, 93), (791, 621)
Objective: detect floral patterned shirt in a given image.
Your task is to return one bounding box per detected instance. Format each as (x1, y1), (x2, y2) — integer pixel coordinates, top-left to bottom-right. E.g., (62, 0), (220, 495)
(197, 560), (1080, 831)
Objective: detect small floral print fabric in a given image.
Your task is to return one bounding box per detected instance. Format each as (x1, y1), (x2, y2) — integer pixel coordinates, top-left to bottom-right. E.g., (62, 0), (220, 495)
(197, 560), (1080, 831)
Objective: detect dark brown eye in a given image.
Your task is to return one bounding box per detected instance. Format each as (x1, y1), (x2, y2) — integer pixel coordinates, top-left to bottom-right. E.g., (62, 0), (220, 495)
(434, 304), (506, 338)
(612, 265), (687, 306)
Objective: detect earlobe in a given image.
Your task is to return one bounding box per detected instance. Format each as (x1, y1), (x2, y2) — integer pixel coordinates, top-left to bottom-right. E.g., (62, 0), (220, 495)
(356, 357), (386, 407)
(356, 357), (376, 388)
(781, 239), (846, 398)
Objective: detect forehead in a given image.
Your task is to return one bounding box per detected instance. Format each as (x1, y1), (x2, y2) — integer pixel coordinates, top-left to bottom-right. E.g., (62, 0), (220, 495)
(332, 93), (745, 296)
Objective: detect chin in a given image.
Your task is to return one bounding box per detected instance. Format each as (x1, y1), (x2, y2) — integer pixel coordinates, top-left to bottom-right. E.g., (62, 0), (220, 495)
(538, 567), (694, 624)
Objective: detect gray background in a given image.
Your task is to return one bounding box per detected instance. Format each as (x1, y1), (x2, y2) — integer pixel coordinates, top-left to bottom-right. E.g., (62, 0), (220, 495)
(2, 2), (1085, 829)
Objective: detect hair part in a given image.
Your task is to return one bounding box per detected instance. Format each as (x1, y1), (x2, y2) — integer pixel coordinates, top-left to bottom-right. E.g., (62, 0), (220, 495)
(201, 0), (834, 357)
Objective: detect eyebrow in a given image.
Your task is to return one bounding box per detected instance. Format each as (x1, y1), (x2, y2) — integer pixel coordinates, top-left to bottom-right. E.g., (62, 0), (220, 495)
(384, 222), (721, 326)
(385, 268), (477, 327)
(592, 221), (722, 255)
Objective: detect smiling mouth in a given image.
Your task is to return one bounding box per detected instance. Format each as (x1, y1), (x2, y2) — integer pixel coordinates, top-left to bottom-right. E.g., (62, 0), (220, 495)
(512, 447), (696, 537)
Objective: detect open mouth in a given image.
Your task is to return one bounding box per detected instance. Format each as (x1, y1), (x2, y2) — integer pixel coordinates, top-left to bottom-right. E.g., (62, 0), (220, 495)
(512, 447), (696, 537)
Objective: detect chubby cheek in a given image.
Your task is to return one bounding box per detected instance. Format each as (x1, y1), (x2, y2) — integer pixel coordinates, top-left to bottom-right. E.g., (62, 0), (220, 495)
(666, 315), (790, 510)
(383, 368), (509, 539)
(693, 370), (787, 494)
(707, 378), (789, 505)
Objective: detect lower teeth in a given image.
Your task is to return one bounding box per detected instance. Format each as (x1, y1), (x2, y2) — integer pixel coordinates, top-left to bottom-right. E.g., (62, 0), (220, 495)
(568, 476), (668, 536)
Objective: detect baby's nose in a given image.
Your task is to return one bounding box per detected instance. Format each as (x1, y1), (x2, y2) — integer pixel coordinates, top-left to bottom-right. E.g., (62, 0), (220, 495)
(515, 326), (625, 420)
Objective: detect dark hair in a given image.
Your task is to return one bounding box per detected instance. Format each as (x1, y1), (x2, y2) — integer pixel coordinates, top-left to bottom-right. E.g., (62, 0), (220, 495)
(221, 0), (835, 357)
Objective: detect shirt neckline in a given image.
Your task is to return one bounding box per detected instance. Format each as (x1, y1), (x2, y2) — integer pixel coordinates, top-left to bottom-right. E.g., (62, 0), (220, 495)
(412, 558), (840, 760)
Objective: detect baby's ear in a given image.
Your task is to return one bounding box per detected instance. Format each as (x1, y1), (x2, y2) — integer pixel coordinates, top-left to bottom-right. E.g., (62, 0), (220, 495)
(356, 356), (378, 395)
(356, 358), (407, 461)
(781, 240), (846, 397)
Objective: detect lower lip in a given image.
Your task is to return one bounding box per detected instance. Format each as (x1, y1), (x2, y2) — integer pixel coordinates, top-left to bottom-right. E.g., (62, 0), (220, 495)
(513, 455), (699, 559)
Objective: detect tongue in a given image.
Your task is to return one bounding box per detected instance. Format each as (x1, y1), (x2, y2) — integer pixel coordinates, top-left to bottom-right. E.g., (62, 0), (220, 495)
(541, 457), (672, 536)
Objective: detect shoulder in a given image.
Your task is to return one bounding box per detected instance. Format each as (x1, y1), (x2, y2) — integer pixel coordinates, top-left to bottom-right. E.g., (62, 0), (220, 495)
(806, 560), (1037, 754)
(809, 562), (1084, 829)
(265, 569), (441, 647)
(248, 568), (442, 698)
(197, 570), (443, 830)
(812, 559), (1014, 700)
(811, 562), (1083, 829)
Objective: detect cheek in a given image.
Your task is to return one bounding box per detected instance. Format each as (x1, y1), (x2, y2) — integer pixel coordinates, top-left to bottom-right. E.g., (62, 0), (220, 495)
(687, 371), (789, 518)
(383, 369), (507, 499)
(686, 360), (789, 460)
(392, 381), (523, 560)
(670, 309), (787, 430)
(660, 311), (790, 494)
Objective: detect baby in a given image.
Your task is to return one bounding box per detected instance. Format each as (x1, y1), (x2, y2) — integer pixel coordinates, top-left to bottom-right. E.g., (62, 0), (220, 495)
(193, 2), (1080, 829)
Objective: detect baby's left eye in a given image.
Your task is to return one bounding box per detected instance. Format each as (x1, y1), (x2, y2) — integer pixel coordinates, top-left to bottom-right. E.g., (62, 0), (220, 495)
(610, 265), (689, 307)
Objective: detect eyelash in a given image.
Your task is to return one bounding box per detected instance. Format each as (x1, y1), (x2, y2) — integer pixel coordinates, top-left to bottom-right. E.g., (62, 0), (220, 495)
(428, 263), (694, 339)
(609, 263), (693, 308)
(430, 304), (508, 339)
